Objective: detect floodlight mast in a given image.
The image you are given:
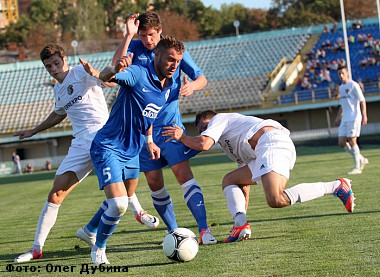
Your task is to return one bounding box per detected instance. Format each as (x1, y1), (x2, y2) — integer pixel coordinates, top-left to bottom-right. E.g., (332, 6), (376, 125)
(339, 0), (352, 80)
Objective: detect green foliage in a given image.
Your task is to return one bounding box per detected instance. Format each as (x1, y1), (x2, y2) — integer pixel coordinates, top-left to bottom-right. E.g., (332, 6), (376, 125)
(0, 146), (379, 276)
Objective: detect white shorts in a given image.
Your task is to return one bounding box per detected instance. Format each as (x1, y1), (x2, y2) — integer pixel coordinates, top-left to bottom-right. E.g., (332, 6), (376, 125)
(56, 136), (93, 182)
(338, 120), (361, 138)
(247, 129), (296, 183)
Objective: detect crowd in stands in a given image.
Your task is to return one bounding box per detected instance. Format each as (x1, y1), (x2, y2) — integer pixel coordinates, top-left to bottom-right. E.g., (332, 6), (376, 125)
(294, 20), (380, 94)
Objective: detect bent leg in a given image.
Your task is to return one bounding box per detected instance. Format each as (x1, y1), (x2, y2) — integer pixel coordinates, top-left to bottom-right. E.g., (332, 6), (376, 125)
(222, 166), (255, 226)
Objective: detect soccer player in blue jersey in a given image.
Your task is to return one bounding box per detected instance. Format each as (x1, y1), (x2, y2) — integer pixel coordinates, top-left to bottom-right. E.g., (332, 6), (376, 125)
(111, 11), (216, 244)
(87, 36), (185, 265)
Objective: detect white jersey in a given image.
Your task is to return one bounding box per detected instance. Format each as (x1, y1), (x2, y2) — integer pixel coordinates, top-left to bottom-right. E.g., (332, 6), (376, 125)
(201, 113), (289, 165)
(338, 80), (365, 122)
(53, 65), (109, 138)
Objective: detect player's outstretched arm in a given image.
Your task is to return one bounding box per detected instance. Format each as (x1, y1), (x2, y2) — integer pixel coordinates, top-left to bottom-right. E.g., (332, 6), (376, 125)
(14, 111), (66, 140)
(179, 75), (207, 97)
(162, 125), (214, 151)
(112, 13), (139, 65)
(79, 58), (116, 88)
(99, 54), (134, 82)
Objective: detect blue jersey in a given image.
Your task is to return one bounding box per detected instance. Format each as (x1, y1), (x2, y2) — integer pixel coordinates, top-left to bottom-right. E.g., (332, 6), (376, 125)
(92, 62), (172, 158)
(128, 40), (203, 133)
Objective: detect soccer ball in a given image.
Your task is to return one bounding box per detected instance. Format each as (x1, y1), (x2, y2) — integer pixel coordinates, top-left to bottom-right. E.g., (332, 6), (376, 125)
(162, 228), (199, 262)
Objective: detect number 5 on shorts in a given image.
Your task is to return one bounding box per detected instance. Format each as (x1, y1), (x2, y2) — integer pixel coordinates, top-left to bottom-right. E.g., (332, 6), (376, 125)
(103, 167), (111, 183)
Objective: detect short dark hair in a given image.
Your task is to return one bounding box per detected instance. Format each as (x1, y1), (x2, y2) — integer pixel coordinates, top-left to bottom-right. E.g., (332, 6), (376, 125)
(137, 11), (162, 32)
(337, 64), (347, 71)
(40, 44), (66, 62)
(195, 110), (217, 126)
(156, 36), (185, 55)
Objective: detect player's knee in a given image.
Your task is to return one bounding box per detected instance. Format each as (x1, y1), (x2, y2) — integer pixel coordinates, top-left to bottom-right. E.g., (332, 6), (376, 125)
(107, 196), (129, 216)
(338, 141), (346, 148)
(47, 191), (65, 205)
(222, 174), (234, 189)
(173, 167), (193, 184)
(266, 195), (288, 208)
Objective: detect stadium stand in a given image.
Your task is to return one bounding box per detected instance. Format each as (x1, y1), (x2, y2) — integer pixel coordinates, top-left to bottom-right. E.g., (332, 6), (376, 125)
(180, 31), (310, 114)
(0, 30), (310, 136)
(280, 20), (380, 105)
(0, 53), (119, 135)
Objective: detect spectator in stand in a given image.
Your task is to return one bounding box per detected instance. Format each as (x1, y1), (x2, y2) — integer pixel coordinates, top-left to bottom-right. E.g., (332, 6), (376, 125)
(12, 152), (22, 175)
(357, 78), (365, 93)
(357, 33), (367, 43)
(321, 68), (332, 83)
(330, 60), (339, 71)
(44, 161), (52, 171)
(359, 56), (369, 67)
(356, 20), (363, 29)
(348, 35), (355, 44)
(301, 76), (312, 90)
(364, 34), (374, 49)
(323, 25), (330, 34)
(25, 163), (34, 173)
(332, 21), (338, 33)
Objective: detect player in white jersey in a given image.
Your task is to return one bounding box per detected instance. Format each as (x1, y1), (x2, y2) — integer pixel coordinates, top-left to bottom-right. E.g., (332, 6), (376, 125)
(335, 66), (368, 175)
(12, 44), (110, 262)
(163, 111), (355, 243)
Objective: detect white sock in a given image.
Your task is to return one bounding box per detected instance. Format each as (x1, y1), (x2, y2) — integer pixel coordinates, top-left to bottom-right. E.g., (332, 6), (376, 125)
(284, 180), (340, 205)
(344, 143), (354, 156)
(32, 201), (60, 252)
(128, 193), (143, 217)
(351, 145), (361, 169)
(223, 185), (246, 227)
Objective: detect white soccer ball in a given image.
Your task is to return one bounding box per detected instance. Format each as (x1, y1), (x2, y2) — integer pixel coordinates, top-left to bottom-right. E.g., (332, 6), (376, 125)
(162, 227), (199, 262)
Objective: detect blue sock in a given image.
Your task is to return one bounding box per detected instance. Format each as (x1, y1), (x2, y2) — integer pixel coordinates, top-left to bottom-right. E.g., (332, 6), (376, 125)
(95, 197), (127, 249)
(151, 186), (178, 232)
(86, 200), (108, 234)
(182, 179), (208, 233)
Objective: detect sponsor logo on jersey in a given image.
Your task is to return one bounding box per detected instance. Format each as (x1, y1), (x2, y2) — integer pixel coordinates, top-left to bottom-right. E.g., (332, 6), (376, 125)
(63, 95), (83, 110)
(67, 84), (74, 95)
(138, 56), (148, 61)
(142, 103), (162, 119)
(184, 148), (192, 155)
(142, 87), (151, 93)
(225, 139), (243, 164)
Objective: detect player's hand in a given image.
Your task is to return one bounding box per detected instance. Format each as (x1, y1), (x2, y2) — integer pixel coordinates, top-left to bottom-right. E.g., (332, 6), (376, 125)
(179, 76), (195, 97)
(125, 13), (139, 36)
(115, 53), (134, 72)
(147, 142), (160, 160)
(14, 129), (34, 140)
(80, 58), (99, 78)
(162, 125), (184, 142)
(362, 115), (368, 125)
(334, 118), (340, 126)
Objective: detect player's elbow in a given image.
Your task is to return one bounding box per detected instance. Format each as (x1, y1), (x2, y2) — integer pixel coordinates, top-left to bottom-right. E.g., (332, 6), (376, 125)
(198, 141), (212, 151)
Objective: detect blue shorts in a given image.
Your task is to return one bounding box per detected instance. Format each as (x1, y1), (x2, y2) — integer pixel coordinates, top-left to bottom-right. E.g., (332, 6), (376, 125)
(139, 134), (199, 172)
(91, 143), (140, 190)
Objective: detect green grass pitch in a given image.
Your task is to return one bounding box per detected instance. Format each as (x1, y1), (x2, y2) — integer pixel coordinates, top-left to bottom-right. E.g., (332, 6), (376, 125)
(0, 145), (379, 276)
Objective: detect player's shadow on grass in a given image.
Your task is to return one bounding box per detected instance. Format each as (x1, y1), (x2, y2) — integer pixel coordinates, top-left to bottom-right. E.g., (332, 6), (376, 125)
(219, 209), (380, 228)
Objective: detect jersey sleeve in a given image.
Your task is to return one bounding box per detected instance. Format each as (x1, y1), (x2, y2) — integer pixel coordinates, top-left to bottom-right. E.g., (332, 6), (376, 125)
(114, 65), (142, 87)
(179, 50), (203, 80)
(200, 114), (229, 144)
